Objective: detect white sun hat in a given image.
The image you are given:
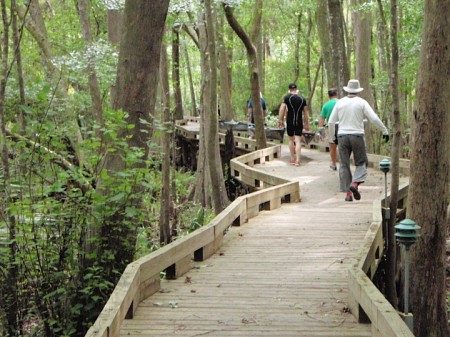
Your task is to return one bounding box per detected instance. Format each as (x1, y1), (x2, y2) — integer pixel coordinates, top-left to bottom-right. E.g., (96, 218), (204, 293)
(343, 79), (364, 93)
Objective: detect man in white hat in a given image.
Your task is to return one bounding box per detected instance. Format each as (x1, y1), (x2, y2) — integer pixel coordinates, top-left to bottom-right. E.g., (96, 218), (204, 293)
(328, 79), (389, 202)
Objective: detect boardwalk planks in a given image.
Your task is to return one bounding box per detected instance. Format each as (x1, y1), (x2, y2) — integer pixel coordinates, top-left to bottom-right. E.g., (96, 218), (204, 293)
(119, 147), (401, 337)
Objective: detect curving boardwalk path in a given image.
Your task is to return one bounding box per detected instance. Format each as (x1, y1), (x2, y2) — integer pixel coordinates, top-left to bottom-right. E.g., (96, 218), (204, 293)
(120, 146), (404, 337)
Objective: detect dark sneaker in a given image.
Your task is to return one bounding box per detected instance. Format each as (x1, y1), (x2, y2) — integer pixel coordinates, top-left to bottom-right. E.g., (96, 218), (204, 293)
(345, 195), (353, 202)
(329, 164), (337, 171)
(349, 185), (361, 200)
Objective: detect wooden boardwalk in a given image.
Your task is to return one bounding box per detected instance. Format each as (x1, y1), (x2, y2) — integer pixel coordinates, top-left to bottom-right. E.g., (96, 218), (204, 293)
(120, 147), (402, 337)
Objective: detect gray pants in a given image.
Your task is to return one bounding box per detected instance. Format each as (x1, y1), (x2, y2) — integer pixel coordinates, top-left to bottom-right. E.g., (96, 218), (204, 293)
(338, 134), (368, 192)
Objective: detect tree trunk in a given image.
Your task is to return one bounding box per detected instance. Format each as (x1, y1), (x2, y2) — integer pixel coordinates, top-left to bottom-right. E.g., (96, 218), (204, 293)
(293, 12), (302, 84)
(217, 12), (233, 121)
(77, 0), (104, 137)
(250, 0), (264, 92)
(352, 0), (377, 158)
(316, 0), (333, 88)
(375, 0), (391, 73)
(99, 0), (169, 274)
(183, 40), (198, 116)
(12, 0), (26, 134)
(159, 42), (171, 245)
(307, 58), (322, 119)
(223, 2), (267, 149)
(205, 0), (228, 214)
(107, 9), (123, 45)
(385, 0), (400, 308)
(193, 9), (212, 209)
(352, 0), (373, 106)
(306, 11), (313, 108)
(327, 0), (349, 94)
(172, 25), (184, 120)
(408, 0), (450, 335)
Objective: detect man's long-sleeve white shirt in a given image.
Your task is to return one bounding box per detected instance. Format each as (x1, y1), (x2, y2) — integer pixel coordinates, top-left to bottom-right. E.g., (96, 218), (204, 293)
(328, 95), (388, 139)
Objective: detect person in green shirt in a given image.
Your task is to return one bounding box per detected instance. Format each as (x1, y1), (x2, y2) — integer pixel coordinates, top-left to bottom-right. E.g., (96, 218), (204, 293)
(318, 88), (339, 170)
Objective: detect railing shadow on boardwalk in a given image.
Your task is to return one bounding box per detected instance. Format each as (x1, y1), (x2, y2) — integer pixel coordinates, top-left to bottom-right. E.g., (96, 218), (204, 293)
(85, 119), (414, 337)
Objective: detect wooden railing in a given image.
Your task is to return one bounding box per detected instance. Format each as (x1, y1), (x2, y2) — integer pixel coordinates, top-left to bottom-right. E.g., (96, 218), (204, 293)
(348, 151), (413, 336)
(85, 144), (300, 337)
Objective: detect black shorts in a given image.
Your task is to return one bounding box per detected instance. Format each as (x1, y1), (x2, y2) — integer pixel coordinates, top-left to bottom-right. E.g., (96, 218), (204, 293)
(286, 123), (303, 137)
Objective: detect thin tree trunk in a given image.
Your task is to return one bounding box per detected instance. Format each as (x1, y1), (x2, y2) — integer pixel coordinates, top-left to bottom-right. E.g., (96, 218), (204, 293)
(217, 12), (233, 121)
(172, 25), (184, 120)
(293, 12), (302, 84)
(159, 42), (171, 245)
(12, 0), (26, 134)
(386, 0), (400, 308)
(375, 0), (391, 73)
(250, 0), (264, 92)
(205, 0), (228, 213)
(183, 39), (198, 116)
(307, 57), (322, 119)
(327, 0), (349, 94)
(193, 9), (211, 208)
(306, 11), (313, 107)
(316, 0), (333, 87)
(77, 0), (104, 136)
(223, 2), (267, 149)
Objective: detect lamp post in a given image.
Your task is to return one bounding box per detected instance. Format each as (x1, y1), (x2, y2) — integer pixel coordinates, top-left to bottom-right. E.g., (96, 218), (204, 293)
(379, 159), (391, 245)
(395, 218), (421, 331)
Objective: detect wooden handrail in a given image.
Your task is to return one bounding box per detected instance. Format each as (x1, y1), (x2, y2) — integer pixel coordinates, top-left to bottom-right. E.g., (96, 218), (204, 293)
(348, 154), (414, 337)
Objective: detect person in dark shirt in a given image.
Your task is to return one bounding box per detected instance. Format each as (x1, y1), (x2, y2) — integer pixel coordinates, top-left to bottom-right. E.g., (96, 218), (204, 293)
(247, 93), (267, 124)
(278, 83), (310, 166)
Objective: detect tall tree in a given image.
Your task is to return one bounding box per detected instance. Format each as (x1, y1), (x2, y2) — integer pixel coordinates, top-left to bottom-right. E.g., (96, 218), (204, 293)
(217, 10), (233, 121)
(249, 0), (264, 92)
(386, 0), (400, 308)
(12, 0), (26, 134)
(352, 0), (373, 104)
(316, 0), (333, 87)
(375, 0), (391, 73)
(98, 0), (169, 274)
(172, 25), (184, 120)
(159, 41), (171, 245)
(352, 0), (377, 155)
(107, 7), (122, 45)
(327, 0), (349, 94)
(407, 0), (450, 335)
(77, 0), (104, 137)
(182, 37), (198, 116)
(293, 12), (302, 84)
(193, 9), (211, 208)
(204, 0), (229, 213)
(223, 1), (267, 149)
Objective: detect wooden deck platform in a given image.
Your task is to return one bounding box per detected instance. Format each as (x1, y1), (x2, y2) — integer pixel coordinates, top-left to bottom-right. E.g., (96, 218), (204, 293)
(119, 147), (407, 337)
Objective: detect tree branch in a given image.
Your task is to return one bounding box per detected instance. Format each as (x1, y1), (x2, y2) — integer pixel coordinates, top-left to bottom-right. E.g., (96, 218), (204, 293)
(6, 130), (92, 192)
(222, 3), (256, 59)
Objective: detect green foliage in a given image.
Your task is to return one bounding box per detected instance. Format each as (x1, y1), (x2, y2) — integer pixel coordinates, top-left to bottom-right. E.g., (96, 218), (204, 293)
(188, 207), (206, 232)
